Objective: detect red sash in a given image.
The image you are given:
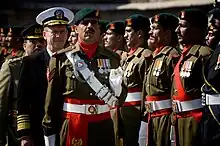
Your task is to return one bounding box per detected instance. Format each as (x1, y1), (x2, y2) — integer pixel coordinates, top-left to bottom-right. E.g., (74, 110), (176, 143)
(173, 46), (202, 122)
(63, 98), (111, 146)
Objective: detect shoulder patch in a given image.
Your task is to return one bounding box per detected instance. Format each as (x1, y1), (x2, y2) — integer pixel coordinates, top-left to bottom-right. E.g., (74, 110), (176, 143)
(142, 49), (152, 58)
(199, 46), (213, 57)
(101, 48), (120, 60)
(7, 56), (24, 64)
(168, 48), (180, 58)
(52, 45), (76, 57)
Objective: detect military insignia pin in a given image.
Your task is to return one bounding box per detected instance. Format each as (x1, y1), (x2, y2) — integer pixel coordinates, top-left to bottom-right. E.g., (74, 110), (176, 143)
(54, 9), (64, 19)
(75, 60), (87, 71)
(185, 61), (192, 77)
(109, 23), (115, 29)
(156, 60), (163, 77)
(126, 18), (132, 26)
(97, 59), (104, 74)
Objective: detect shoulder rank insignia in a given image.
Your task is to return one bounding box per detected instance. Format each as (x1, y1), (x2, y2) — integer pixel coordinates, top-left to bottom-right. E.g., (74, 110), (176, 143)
(215, 54), (220, 70)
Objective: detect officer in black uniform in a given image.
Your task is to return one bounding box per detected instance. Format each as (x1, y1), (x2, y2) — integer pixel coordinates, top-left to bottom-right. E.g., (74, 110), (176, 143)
(201, 7), (220, 146)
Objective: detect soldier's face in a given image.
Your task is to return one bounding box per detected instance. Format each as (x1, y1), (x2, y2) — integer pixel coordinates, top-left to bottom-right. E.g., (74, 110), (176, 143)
(103, 29), (118, 50)
(43, 25), (68, 52)
(176, 19), (195, 45)
(68, 31), (78, 46)
(23, 39), (46, 55)
(124, 26), (139, 49)
(0, 35), (6, 47)
(205, 19), (220, 49)
(148, 23), (168, 49)
(76, 18), (100, 44)
(5, 35), (13, 47)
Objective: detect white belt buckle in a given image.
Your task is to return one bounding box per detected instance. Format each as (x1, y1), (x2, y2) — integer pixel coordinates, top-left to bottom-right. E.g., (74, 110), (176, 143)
(86, 104), (98, 115)
(145, 101), (156, 113)
(172, 100), (181, 113)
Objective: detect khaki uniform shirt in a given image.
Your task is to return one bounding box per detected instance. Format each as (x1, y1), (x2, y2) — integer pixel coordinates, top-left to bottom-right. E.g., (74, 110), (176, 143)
(171, 45), (212, 99)
(43, 44), (127, 139)
(0, 57), (23, 145)
(121, 47), (152, 89)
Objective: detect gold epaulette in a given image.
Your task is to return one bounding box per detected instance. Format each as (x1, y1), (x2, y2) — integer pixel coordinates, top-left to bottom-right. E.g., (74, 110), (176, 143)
(199, 45), (213, 57)
(17, 115), (30, 131)
(142, 48), (152, 58)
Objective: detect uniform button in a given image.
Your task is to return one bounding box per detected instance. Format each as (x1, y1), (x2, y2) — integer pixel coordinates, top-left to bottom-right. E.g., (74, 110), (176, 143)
(147, 84), (150, 87)
(145, 72), (147, 75)
(90, 93), (93, 96)
(105, 76), (108, 79)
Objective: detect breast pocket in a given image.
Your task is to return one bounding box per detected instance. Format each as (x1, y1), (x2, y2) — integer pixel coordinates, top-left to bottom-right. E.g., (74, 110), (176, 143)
(64, 69), (77, 95)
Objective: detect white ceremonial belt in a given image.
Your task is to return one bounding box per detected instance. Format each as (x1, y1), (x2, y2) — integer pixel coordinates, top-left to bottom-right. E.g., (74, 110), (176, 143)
(172, 99), (202, 113)
(65, 52), (118, 107)
(125, 92), (141, 102)
(145, 99), (172, 113)
(63, 102), (110, 115)
(205, 94), (220, 105)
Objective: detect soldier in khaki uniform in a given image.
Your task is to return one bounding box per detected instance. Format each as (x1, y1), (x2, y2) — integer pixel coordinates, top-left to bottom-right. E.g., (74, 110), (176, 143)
(104, 20), (127, 56)
(0, 23), (44, 146)
(5, 27), (25, 60)
(120, 14), (152, 146)
(0, 28), (8, 67)
(171, 9), (212, 146)
(141, 13), (180, 146)
(42, 8), (126, 146)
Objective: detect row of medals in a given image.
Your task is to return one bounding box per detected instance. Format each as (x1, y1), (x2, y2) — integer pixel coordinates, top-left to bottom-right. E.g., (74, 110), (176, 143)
(97, 59), (111, 74)
(180, 61), (192, 78)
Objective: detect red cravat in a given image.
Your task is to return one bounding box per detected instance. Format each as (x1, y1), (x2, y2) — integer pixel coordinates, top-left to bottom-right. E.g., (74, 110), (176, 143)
(173, 46), (191, 101)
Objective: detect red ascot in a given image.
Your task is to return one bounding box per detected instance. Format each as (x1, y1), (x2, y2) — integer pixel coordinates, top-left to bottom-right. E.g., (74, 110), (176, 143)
(79, 39), (98, 60)
(129, 48), (137, 55)
(11, 48), (17, 57)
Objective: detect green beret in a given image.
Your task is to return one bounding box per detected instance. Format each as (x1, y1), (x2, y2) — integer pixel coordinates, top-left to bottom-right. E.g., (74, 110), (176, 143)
(125, 14), (150, 33)
(99, 20), (110, 33)
(106, 20), (125, 35)
(179, 8), (208, 29)
(21, 23), (43, 39)
(73, 8), (100, 25)
(151, 13), (178, 31)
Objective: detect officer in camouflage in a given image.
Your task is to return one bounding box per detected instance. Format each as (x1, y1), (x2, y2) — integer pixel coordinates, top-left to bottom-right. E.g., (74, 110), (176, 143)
(0, 23), (44, 146)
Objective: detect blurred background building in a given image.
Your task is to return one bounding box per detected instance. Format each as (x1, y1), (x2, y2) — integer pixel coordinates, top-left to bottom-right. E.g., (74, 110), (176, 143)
(0, 0), (215, 27)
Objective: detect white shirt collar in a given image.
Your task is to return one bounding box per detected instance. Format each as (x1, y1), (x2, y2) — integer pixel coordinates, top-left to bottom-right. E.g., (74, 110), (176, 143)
(46, 46), (53, 57)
